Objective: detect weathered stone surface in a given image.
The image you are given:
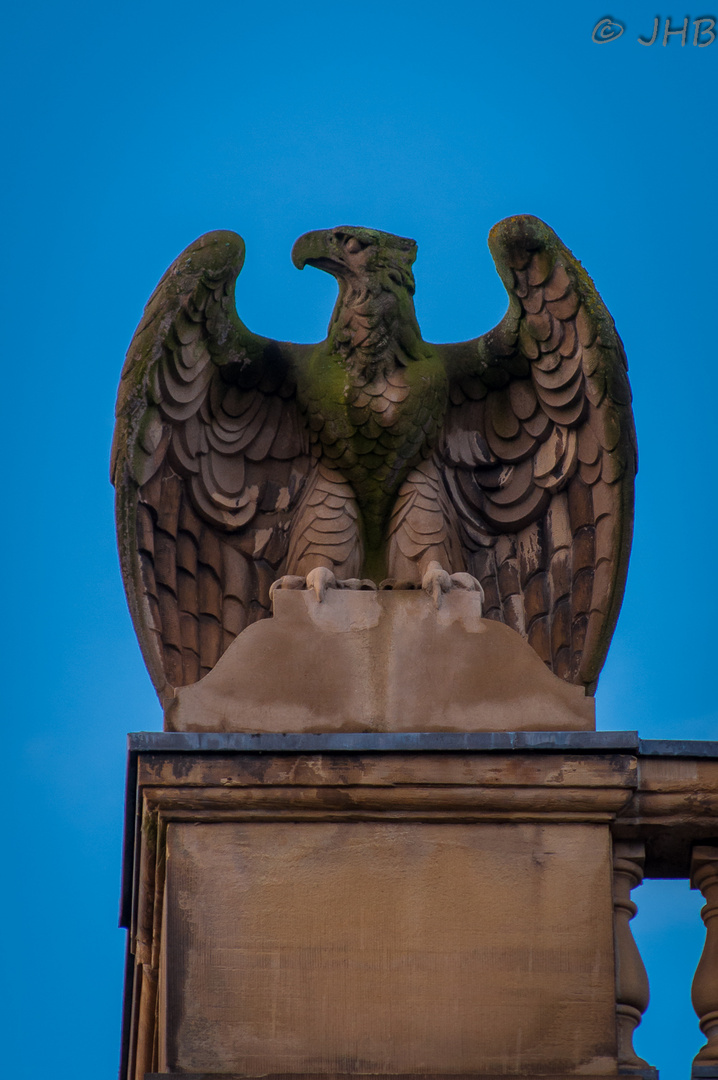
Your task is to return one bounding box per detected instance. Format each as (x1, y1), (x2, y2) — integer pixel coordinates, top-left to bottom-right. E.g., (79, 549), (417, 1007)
(161, 821), (616, 1076)
(123, 739), (718, 1078)
(166, 590), (595, 733)
(121, 738), (718, 1079)
(122, 741), (642, 1078)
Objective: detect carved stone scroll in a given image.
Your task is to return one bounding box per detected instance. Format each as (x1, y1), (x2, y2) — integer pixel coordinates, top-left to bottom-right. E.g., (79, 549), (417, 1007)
(612, 840), (653, 1074)
(691, 846), (718, 1073)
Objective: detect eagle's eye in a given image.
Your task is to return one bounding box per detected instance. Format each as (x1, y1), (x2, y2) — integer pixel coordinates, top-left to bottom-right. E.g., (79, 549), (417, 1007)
(344, 237), (365, 254)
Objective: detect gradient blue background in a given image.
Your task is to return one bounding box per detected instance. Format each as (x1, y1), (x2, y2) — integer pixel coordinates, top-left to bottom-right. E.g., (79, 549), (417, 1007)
(3, 2), (716, 1075)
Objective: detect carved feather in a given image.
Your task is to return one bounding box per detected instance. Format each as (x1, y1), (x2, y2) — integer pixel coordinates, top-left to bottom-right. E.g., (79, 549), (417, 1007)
(112, 231), (312, 703)
(437, 215), (636, 692)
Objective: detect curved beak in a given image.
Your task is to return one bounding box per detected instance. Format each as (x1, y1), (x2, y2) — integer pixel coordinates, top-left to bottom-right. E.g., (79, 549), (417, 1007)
(291, 229), (345, 274)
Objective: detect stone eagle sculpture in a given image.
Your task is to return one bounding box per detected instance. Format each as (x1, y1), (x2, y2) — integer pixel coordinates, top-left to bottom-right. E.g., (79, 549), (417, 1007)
(112, 216), (636, 704)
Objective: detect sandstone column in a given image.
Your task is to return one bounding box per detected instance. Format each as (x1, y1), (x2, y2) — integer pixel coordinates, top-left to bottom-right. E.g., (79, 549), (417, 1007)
(692, 846), (718, 1072)
(613, 840), (652, 1072)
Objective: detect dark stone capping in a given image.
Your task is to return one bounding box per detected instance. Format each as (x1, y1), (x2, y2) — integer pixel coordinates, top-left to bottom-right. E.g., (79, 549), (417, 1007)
(143, 1075), (627, 1080)
(692, 1067), (718, 1079)
(619, 1067), (660, 1080)
(640, 739), (718, 758)
(128, 730), (641, 754)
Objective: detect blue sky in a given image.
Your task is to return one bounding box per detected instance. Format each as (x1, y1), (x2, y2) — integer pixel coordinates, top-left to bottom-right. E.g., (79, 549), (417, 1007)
(3, 2), (716, 1075)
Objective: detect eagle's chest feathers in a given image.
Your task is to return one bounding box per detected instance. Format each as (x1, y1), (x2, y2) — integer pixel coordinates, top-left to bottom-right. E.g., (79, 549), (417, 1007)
(304, 357), (447, 513)
(299, 285), (448, 524)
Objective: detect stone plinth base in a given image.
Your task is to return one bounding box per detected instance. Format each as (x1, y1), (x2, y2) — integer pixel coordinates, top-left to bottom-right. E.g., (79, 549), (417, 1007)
(121, 732), (718, 1079)
(166, 590), (594, 733)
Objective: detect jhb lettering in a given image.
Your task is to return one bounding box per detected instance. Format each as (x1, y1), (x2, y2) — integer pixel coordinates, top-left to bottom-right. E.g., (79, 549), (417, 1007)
(592, 16), (716, 45)
(639, 16), (716, 46)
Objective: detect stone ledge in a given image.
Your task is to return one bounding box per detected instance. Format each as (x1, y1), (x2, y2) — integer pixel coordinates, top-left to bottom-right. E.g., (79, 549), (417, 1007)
(129, 730), (640, 754)
(144, 1075), (633, 1079)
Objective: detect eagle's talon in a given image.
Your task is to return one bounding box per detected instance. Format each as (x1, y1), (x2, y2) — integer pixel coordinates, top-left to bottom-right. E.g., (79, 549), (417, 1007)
(271, 572), (376, 603)
(421, 562), (484, 611)
(338, 578), (377, 591)
(421, 561), (452, 608)
(269, 575), (305, 600)
(305, 566), (338, 602)
(450, 572), (484, 596)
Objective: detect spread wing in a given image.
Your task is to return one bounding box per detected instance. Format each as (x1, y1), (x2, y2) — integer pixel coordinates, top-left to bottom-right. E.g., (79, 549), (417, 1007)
(111, 231), (312, 703)
(436, 215), (636, 692)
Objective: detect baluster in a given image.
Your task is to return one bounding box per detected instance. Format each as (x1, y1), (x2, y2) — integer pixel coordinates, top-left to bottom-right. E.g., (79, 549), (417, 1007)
(691, 846), (718, 1076)
(613, 841), (654, 1075)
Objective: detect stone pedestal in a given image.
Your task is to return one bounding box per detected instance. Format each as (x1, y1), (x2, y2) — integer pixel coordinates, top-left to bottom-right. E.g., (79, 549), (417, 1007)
(120, 731), (718, 1079)
(165, 591), (595, 734)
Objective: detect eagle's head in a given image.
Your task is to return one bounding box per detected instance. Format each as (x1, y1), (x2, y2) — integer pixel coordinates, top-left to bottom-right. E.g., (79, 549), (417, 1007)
(292, 226), (417, 296)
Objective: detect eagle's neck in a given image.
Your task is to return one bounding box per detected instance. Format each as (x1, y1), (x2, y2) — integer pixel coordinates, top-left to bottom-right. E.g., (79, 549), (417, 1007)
(328, 276), (422, 382)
